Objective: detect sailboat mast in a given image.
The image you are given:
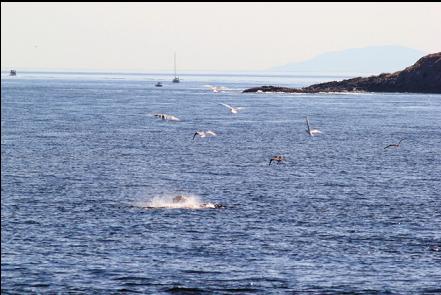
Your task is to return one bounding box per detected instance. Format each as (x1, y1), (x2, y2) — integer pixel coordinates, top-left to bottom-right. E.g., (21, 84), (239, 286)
(172, 52), (180, 82)
(174, 52), (177, 78)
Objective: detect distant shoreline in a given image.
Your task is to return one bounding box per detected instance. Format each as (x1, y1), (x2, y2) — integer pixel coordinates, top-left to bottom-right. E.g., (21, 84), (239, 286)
(243, 53), (441, 95)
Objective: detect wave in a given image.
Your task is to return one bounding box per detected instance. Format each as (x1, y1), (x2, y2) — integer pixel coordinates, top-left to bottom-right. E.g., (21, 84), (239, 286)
(203, 85), (235, 92)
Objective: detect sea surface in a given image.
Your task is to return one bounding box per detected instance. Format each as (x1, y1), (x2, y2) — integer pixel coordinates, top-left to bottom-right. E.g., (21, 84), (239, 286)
(2, 71), (441, 294)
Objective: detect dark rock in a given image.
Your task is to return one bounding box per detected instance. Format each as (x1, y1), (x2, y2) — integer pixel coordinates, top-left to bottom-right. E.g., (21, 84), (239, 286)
(243, 86), (304, 93)
(243, 53), (441, 94)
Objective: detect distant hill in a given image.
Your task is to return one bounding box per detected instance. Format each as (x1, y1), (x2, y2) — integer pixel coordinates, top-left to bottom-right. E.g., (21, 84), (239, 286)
(245, 52), (441, 94)
(269, 46), (426, 74)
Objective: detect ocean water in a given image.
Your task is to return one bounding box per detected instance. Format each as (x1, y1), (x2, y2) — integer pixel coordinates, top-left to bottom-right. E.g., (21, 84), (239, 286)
(1, 72), (441, 294)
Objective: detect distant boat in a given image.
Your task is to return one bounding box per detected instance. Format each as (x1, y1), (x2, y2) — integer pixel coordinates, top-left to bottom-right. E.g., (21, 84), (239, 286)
(9, 70), (16, 76)
(172, 53), (180, 83)
(155, 82), (163, 87)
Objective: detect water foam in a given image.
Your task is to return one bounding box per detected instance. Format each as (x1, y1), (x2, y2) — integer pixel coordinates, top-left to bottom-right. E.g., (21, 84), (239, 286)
(136, 194), (217, 209)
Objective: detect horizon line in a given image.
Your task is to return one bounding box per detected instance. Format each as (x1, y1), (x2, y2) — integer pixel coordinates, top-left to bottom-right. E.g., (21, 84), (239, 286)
(0, 68), (377, 78)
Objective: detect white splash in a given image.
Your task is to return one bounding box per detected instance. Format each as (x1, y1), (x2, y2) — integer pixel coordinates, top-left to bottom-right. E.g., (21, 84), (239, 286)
(136, 194), (218, 209)
(204, 85), (232, 93)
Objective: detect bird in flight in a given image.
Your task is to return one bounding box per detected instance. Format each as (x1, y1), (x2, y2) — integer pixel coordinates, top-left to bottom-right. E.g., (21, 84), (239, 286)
(305, 116), (321, 136)
(384, 139), (405, 149)
(269, 155), (285, 165)
(220, 103), (242, 114)
(193, 130), (217, 140)
(153, 113), (180, 121)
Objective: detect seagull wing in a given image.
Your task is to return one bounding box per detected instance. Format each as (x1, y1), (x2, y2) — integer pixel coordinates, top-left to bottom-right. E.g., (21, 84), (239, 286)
(305, 117), (311, 132)
(220, 103), (234, 110)
(206, 131), (217, 136)
(169, 115), (180, 121)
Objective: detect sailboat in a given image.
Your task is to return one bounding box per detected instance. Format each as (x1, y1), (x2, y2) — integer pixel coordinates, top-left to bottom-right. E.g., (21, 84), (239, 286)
(172, 53), (180, 83)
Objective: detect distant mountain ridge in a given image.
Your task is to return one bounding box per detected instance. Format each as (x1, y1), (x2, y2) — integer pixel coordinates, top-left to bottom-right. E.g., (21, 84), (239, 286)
(269, 46), (425, 74)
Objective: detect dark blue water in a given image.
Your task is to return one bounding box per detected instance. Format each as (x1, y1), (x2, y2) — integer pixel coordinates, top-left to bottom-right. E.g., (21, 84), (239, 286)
(2, 72), (441, 294)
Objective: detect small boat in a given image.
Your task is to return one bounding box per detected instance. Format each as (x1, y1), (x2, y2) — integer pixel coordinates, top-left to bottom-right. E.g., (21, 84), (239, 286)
(155, 82), (163, 87)
(9, 70), (16, 76)
(172, 53), (180, 83)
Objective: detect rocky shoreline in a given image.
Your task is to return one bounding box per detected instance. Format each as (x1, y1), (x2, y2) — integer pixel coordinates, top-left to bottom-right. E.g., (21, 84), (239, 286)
(243, 53), (441, 94)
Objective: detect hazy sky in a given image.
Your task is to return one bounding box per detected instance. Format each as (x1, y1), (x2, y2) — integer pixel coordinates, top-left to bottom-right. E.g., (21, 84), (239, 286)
(2, 2), (440, 72)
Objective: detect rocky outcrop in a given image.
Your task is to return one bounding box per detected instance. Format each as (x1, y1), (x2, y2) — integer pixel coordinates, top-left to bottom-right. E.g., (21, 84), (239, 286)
(243, 53), (441, 94)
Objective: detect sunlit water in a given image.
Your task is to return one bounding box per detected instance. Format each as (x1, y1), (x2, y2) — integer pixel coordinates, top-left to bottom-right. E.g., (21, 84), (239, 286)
(2, 72), (441, 294)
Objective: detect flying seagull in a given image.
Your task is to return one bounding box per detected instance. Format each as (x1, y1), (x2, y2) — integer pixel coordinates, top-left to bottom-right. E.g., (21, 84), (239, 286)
(384, 139), (405, 149)
(220, 103), (242, 114)
(269, 155), (285, 165)
(193, 130), (217, 140)
(305, 116), (321, 136)
(153, 113), (180, 121)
